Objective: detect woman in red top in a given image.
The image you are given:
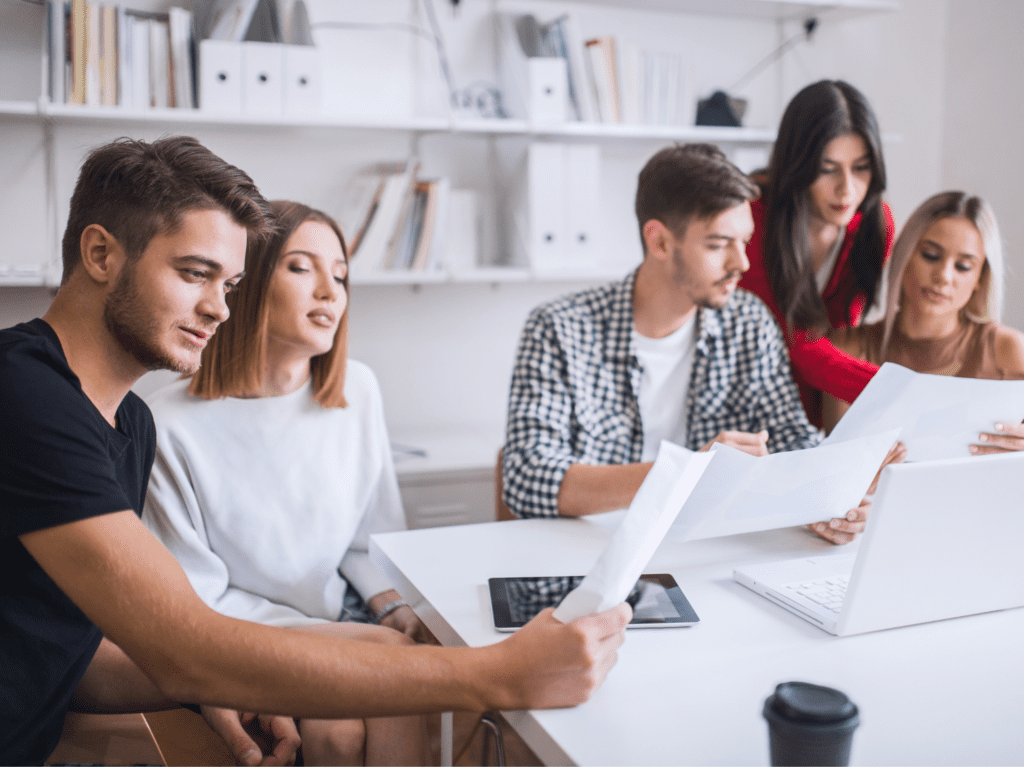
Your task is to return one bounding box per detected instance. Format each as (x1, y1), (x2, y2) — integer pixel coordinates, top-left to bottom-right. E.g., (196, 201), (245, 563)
(740, 80), (896, 427)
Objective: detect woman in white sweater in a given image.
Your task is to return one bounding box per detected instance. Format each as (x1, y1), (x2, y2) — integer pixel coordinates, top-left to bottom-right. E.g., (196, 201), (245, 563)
(143, 201), (427, 765)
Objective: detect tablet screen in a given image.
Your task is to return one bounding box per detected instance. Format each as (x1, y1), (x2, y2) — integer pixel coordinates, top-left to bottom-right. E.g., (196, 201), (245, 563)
(488, 573), (699, 631)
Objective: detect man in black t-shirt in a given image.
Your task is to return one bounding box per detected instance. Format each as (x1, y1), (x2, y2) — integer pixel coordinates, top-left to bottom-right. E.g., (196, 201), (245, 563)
(1, 136), (631, 765)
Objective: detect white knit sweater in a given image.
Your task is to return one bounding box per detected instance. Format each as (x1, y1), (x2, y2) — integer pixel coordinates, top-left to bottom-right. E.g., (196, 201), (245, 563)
(142, 361), (405, 627)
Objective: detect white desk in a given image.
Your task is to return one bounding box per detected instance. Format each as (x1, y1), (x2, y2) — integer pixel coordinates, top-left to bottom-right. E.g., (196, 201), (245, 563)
(371, 514), (1024, 766)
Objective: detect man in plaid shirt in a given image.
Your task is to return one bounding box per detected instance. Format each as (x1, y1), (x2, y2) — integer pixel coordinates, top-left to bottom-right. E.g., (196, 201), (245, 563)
(503, 144), (868, 545)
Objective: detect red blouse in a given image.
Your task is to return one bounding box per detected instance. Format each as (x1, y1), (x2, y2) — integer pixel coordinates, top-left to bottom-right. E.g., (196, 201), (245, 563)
(739, 197), (896, 427)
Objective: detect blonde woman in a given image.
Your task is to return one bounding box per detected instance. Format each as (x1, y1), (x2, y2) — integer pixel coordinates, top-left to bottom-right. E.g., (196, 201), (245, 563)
(824, 191), (1024, 453)
(143, 201), (428, 765)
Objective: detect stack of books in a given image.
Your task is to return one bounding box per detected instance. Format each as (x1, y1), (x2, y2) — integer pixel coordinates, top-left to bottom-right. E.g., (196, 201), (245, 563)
(343, 162), (477, 279)
(47, 0), (195, 109)
(497, 12), (688, 127)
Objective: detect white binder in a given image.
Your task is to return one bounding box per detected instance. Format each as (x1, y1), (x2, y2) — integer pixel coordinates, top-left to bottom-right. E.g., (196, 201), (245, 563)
(525, 142), (566, 273)
(564, 144), (600, 262)
(512, 142), (601, 275)
(527, 57), (568, 123)
(283, 45), (321, 115)
(242, 41), (283, 116)
(199, 39), (242, 113)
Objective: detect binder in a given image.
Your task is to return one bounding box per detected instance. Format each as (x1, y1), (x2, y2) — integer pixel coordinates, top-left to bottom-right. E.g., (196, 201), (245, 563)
(527, 57), (567, 123)
(199, 39), (242, 112)
(48, 0), (67, 104)
(564, 144), (600, 263)
(443, 189), (479, 275)
(282, 45), (320, 114)
(512, 142), (602, 275)
(523, 142), (565, 273)
(131, 18), (151, 109)
(149, 17), (170, 108)
(242, 41), (283, 115)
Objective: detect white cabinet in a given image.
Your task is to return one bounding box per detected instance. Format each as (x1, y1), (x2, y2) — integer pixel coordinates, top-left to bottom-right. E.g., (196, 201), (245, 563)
(392, 429), (501, 529)
(398, 468), (494, 529)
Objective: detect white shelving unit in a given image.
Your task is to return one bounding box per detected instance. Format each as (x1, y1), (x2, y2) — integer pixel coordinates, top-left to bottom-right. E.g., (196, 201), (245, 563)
(0, 98), (781, 287)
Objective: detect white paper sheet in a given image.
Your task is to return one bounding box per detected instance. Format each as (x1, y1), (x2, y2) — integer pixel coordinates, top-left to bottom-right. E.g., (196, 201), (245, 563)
(667, 429), (901, 542)
(552, 442), (713, 623)
(823, 363), (1024, 461)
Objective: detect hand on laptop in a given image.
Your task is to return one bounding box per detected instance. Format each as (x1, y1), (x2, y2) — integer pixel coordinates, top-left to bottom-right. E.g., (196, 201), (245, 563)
(699, 430), (769, 457)
(809, 441), (907, 545)
(970, 421), (1024, 455)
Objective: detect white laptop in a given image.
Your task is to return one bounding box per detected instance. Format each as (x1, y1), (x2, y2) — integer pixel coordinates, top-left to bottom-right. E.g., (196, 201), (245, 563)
(733, 451), (1024, 636)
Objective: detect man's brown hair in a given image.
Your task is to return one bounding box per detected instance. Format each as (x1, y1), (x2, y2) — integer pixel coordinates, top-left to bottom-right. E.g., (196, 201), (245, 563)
(634, 143), (758, 252)
(61, 135), (272, 283)
(189, 200), (350, 408)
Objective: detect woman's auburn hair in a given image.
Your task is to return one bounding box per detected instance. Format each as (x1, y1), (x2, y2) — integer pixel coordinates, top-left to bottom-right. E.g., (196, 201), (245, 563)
(189, 200), (350, 408)
(761, 79), (889, 335)
(879, 190), (1003, 359)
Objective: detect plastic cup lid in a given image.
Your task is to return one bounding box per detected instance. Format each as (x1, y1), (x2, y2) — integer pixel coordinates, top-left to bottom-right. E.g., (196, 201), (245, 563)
(767, 681), (858, 724)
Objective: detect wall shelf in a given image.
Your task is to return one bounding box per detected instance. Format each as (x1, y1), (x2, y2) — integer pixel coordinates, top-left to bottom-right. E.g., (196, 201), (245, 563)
(350, 266), (624, 288)
(535, 0), (899, 22)
(1, 100), (778, 145)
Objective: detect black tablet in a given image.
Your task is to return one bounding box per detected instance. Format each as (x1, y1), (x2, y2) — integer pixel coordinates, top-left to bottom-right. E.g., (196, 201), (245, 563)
(488, 573), (700, 631)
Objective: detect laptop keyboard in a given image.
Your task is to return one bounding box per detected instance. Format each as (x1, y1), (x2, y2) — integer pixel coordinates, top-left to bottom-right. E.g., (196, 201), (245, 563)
(782, 575), (849, 614)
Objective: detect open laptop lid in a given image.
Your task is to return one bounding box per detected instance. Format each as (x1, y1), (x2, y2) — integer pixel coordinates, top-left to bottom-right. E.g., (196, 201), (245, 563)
(837, 451), (1024, 636)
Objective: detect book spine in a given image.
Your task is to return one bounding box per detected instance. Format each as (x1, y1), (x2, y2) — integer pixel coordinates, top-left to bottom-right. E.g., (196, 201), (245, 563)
(70, 0), (86, 104)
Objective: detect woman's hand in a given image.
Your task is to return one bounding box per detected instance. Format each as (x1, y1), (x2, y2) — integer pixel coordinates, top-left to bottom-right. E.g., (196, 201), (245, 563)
(368, 589), (438, 644)
(808, 440), (907, 545)
(699, 430), (769, 457)
(970, 422), (1024, 455)
(379, 605), (438, 645)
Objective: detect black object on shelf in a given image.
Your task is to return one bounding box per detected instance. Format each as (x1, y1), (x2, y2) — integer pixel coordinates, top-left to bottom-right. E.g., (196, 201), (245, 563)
(695, 90), (744, 127)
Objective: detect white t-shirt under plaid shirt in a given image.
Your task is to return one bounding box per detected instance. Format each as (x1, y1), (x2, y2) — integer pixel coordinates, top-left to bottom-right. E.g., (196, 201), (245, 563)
(501, 269), (822, 519)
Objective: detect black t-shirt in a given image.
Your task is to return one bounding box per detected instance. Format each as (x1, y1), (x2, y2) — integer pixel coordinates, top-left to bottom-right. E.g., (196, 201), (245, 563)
(0, 319), (155, 766)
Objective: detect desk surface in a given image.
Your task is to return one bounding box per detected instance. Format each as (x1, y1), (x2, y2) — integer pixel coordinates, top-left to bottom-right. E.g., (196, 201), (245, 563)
(371, 514), (1024, 766)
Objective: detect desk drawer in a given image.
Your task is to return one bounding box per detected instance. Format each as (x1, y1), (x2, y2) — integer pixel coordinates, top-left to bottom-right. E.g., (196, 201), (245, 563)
(399, 470), (493, 529)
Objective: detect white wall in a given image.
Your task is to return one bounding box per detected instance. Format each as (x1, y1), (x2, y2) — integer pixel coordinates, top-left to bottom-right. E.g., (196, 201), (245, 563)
(942, 0), (1024, 331)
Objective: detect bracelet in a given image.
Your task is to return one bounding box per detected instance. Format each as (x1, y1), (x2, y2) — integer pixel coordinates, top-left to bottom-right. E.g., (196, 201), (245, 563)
(373, 599), (408, 623)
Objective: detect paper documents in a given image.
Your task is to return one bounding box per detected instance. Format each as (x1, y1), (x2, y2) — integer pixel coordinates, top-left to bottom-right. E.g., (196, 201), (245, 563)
(668, 429), (900, 542)
(552, 442), (712, 623)
(824, 363), (1024, 461)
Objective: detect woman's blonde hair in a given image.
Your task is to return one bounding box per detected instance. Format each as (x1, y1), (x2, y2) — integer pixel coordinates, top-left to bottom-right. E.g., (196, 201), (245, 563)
(881, 191), (1003, 358)
(189, 200), (350, 408)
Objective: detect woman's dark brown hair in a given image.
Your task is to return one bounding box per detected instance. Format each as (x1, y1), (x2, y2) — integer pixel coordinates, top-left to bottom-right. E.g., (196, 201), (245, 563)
(762, 80), (888, 333)
(190, 200), (350, 408)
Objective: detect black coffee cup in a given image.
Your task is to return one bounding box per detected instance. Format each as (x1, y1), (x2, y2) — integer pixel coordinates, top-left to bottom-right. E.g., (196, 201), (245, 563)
(763, 681), (859, 766)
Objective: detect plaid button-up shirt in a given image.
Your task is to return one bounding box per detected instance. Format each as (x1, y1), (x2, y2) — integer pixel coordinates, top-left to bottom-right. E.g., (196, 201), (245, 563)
(502, 270), (822, 518)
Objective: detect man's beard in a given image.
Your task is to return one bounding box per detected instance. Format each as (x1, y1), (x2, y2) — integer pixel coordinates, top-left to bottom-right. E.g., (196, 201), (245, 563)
(671, 247), (740, 310)
(103, 263), (199, 375)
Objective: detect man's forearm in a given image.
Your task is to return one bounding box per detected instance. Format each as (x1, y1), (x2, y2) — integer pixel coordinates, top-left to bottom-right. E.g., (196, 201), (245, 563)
(556, 462), (653, 517)
(70, 638), (179, 714)
(18, 511), (565, 719)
